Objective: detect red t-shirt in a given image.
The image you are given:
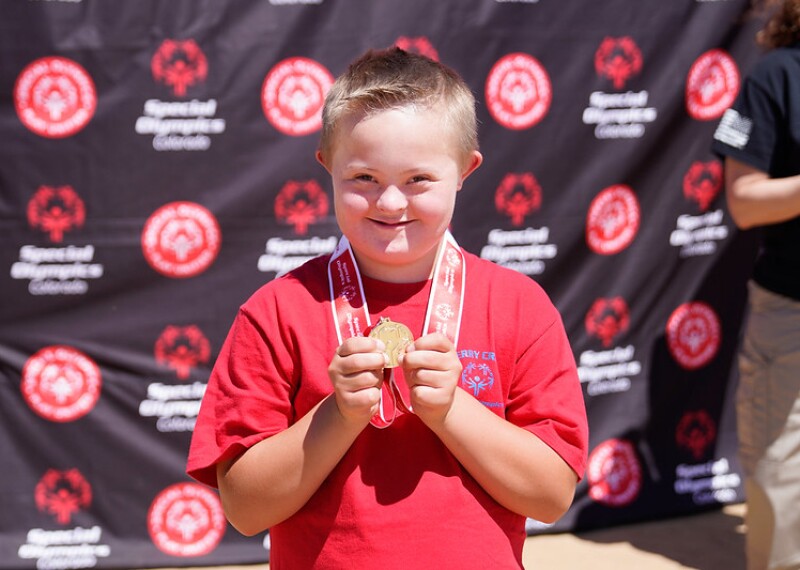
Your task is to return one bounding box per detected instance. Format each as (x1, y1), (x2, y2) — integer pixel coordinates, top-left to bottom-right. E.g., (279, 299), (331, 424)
(187, 251), (588, 569)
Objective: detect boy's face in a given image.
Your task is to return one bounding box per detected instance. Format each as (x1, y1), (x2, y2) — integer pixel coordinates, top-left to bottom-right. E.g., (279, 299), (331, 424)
(318, 105), (482, 283)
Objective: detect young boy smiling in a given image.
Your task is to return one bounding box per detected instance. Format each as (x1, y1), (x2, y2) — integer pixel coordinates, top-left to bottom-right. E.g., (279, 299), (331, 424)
(188, 47), (588, 569)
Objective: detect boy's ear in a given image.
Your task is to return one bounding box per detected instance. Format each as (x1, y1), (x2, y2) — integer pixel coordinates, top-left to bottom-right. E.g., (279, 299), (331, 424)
(315, 150), (331, 172)
(457, 150), (483, 190)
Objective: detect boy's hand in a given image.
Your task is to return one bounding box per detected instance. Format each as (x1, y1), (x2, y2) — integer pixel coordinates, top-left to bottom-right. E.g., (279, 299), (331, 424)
(400, 333), (463, 425)
(328, 337), (387, 425)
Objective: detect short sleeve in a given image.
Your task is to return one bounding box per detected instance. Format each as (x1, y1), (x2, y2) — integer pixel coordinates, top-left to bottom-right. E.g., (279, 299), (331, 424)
(505, 289), (589, 481)
(712, 61), (782, 172)
(186, 302), (296, 488)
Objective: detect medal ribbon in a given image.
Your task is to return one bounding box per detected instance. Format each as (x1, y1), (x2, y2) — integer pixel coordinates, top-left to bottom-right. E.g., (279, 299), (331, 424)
(328, 231), (465, 428)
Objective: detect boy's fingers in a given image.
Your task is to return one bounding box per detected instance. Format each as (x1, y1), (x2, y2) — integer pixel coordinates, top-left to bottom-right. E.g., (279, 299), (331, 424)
(408, 332), (453, 353)
(336, 336), (385, 358)
(403, 347), (460, 372)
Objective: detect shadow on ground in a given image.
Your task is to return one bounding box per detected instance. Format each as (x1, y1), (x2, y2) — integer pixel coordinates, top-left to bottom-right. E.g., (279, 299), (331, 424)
(569, 504), (746, 570)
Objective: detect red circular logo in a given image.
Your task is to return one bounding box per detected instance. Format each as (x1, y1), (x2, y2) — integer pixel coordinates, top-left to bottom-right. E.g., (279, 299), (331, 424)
(485, 53), (552, 130)
(666, 302), (721, 370)
(14, 56), (96, 138)
(686, 49), (739, 121)
(586, 185), (640, 255)
(394, 36), (439, 61)
(261, 57), (333, 136)
(21, 346), (102, 422)
(587, 439), (642, 507)
(148, 482), (226, 557)
(141, 202), (221, 278)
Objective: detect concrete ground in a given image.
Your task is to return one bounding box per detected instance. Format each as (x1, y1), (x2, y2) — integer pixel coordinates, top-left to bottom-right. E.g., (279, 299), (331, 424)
(149, 503), (746, 570)
(523, 503), (746, 569)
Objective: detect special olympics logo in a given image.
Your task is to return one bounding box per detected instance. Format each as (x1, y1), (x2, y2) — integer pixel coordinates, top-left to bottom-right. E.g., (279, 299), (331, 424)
(587, 439), (642, 507)
(21, 346), (102, 422)
(340, 285), (357, 302)
(151, 39), (208, 97)
(275, 179), (329, 235)
(148, 482), (226, 557)
(495, 172), (542, 226)
(27, 185), (86, 243)
(686, 49), (739, 121)
(394, 36), (439, 61)
(155, 325), (211, 380)
(141, 201), (221, 278)
(461, 362), (495, 397)
(446, 248), (462, 268)
(586, 185), (640, 255)
(485, 53), (552, 130)
(676, 410), (717, 460)
(666, 302), (721, 370)
(683, 160), (723, 212)
(595, 36), (643, 89)
(585, 297), (630, 347)
(14, 56), (96, 138)
(262, 57), (333, 136)
(435, 303), (455, 321)
(35, 468), (92, 525)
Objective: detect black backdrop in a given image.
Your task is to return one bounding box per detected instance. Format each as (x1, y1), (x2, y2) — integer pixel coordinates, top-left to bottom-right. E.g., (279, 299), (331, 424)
(0, 0), (765, 567)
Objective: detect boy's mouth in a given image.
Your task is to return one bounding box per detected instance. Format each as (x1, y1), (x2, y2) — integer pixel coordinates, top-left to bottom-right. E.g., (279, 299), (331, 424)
(371, 218), (411, 228)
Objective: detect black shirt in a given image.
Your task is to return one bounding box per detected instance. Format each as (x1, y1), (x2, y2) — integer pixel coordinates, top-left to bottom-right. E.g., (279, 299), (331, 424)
(712, 44), (800, 300)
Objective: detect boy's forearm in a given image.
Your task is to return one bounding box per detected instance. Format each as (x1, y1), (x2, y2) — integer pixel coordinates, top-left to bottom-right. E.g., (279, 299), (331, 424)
(217, 394), (367, 535)
(427, 389), (578, 523)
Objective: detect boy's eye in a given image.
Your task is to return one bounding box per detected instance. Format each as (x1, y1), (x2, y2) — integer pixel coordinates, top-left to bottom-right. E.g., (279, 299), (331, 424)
(408, 175), (431, 184)
(354, 174), (376, 182)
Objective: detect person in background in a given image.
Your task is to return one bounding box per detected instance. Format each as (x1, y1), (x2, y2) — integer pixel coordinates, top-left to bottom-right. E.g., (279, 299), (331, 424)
(186, 47), (588, 569)
(712, 1), (800, 568)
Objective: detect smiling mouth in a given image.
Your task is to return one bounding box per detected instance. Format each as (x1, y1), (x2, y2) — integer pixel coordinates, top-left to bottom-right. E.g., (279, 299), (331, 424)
(371, 219), (411, 228)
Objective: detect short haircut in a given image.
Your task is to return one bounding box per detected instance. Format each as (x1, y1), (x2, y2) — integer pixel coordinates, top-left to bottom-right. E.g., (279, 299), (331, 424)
(319, 47), (478, 163)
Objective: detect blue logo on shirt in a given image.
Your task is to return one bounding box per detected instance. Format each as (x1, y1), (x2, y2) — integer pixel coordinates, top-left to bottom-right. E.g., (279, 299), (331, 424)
(462, 362), (495, 397)
(457, 349), (501, 409)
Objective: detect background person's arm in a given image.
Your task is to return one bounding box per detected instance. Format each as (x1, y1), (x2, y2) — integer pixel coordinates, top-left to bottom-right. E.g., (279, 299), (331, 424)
(725, 158), (800, 229)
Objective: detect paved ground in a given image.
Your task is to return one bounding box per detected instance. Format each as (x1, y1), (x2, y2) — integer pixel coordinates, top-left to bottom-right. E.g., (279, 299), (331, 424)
(150, 503), (746, 570)
(523, 503), (746, 569)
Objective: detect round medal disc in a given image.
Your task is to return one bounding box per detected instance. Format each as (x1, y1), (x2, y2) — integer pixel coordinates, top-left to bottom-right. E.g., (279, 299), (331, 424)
(368, 317), (414, 368)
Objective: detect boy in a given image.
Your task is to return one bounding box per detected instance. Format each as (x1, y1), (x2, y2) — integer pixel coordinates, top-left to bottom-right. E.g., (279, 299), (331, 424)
(187, 47), (588, 569)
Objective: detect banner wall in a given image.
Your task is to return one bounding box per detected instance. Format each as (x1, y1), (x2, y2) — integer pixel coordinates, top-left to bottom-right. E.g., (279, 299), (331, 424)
(0, 0), (764, 567)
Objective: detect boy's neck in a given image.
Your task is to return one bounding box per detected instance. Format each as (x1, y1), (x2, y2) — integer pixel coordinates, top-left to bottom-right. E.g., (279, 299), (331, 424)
(352, 250), (437, 284)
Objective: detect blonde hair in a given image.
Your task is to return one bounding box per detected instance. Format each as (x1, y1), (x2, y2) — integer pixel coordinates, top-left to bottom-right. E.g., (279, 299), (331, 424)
(319, 47), (478, 163)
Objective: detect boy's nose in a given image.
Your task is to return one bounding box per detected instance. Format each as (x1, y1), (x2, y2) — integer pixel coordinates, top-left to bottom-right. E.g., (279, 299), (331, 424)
(375, 184), (407, 211)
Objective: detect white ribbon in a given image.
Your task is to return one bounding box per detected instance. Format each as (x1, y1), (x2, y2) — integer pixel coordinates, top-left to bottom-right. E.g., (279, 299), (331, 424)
(328, 232), (465, 427)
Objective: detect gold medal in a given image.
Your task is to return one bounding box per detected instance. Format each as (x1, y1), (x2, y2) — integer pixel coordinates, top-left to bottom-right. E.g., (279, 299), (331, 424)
(368, 317), (414, 368)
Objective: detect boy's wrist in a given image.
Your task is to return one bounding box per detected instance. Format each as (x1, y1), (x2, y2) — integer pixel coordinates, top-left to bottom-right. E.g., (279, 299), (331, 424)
(415, 386), (464, 433)
(325, 393), (374, 432)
